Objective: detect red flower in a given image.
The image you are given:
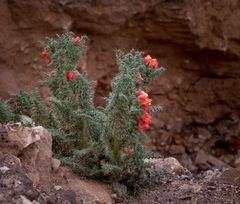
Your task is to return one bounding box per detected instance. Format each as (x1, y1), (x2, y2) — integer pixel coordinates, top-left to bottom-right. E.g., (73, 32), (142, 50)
(138, 90), (148, 97)
(136, 72), (144, 84)
(41, 50), (48, 58)
(137, 90), (152, 130)
(137, 90), (152, 106)
(66, 71), (75, 80)
(139, 111), (152, 124)
(74, 36), (80, 45)
(138, 111), (152, 130)
(45, 58), (52, 65)
(149, 59), (158, 69)
(143, 55), (152, 65)
(144, 111), (152, 121)
(138, 122), (149, 130)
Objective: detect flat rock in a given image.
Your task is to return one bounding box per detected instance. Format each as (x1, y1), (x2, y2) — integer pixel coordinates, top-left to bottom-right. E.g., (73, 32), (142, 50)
(195, 150), (227, 169)
(144, 157), (192, 176)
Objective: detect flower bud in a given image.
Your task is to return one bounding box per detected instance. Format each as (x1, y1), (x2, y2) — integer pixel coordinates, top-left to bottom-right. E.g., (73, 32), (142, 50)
(74, 36), (80, 45)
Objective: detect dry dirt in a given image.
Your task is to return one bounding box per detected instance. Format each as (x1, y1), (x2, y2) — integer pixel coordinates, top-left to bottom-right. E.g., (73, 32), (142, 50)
(117, 170), (240, 204)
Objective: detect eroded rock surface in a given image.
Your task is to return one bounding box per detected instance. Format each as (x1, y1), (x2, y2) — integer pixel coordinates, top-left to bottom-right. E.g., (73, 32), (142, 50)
(0, 154), (44, 204)
(0, 0), (240, 168)
(0, 125), (112, 204)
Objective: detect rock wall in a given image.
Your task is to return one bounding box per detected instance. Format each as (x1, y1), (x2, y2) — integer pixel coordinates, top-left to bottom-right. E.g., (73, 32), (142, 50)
(1, 0), (240, 168)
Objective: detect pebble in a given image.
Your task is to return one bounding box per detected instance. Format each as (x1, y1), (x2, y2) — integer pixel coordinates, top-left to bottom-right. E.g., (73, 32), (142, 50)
(54, 185), (62, 191)
(111, 193), (118, 199)
(51, 158), (61, 172)
(0, 166), (10, 173)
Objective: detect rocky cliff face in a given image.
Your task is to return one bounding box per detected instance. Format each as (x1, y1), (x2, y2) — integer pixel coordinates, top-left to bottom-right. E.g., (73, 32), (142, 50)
(1, 0), (239, 168)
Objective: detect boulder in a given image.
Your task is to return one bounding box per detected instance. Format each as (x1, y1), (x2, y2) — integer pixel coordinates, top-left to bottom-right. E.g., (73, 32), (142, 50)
(0, 125), (113, 203)
(0, 124), (40, 156)
(0, 124), (53, 191)
(144, 157), (192, 176)
(21, 126), (52, 191)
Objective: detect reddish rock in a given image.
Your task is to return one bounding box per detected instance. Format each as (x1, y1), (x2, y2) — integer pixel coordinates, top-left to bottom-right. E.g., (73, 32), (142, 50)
(180, 154), (197, 172)
(0, 0), (240, 169)
(195, 150), (227, 169)
(169, 145), (185, 155)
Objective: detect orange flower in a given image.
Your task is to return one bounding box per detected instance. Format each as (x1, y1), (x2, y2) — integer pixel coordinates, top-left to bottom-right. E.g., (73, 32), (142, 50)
(149, 59), (158, 69)
(139, 111), (152, 124)
(143, 55), (152, 65)
(137, 90), (152, 106)
(138, 90), (148, 97)
(137, 90), (152, 130)
(138, 111), (152, 130)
